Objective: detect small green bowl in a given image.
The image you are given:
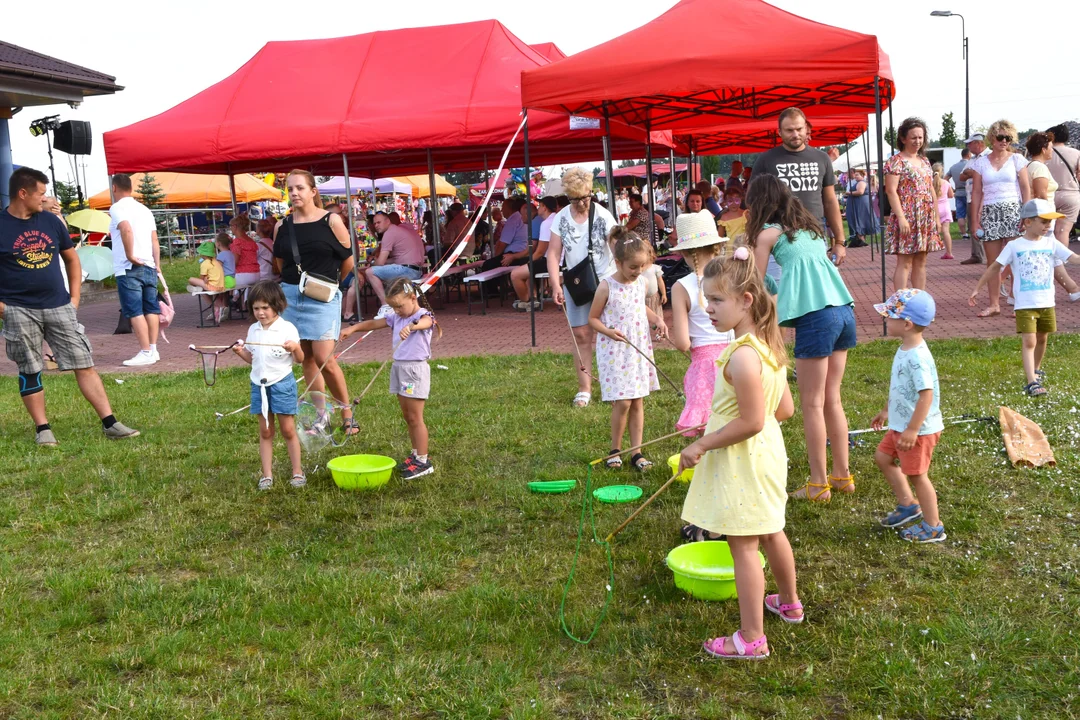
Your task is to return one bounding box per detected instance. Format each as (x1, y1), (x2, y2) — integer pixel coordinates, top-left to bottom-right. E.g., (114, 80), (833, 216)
(327, 454), (395, 491)
(593, 485), (643, 504)
(666, 541), (766, 601)
(667, 454), (694, 483)
(528, 480), (577, 494)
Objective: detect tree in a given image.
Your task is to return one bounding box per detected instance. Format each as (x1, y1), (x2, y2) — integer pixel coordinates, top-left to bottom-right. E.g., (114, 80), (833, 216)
(700, 155), (720, 180)
(884, 125), (897, 150)
(137, 173), (168, 237)
(939, 112), (959, 148)
(54, 181), (82, 212)
(443, 171), (487, 187)
(317, 176), (333, 185)
(617, 159), (644, 168)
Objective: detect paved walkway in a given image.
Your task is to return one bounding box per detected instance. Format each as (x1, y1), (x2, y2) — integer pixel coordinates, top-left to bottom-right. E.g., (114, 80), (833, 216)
(3, 237), (1079, 376)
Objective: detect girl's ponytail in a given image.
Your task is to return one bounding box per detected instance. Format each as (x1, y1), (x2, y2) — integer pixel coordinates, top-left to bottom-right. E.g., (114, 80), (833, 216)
(385, 278), (442, 340)
(702, 247), (787, 366)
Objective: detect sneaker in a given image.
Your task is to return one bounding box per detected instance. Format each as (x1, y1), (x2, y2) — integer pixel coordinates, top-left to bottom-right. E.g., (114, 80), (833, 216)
(401, 456), (434, 479)
(962, 233), (970, 239)
(1069, 291), (1080, 303)
(512, 300), (529, 312)
(960, 257), (982, 265)
(214, 306), (224, 324)
(290, 474), (307, 488)
(122, 350), (157, 367)
(397, 452), (418, 471)
(1007, 296), (1015, 306)
(258, 477), (273, 491)
(880, 503), (922, 528)
(103, 422), (140, 440)
(531, 300), (543, 310)
(375, 304), (394, 319)
(35, 428), (59, 447)
(149, 349), (160, 362)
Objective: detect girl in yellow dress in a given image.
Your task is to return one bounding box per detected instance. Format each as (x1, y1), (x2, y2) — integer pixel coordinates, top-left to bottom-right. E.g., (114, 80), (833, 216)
(677, 246), (802, 660)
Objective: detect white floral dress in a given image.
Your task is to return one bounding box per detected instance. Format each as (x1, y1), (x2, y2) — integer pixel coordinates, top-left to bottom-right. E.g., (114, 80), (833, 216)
(596, 276), (659, 401)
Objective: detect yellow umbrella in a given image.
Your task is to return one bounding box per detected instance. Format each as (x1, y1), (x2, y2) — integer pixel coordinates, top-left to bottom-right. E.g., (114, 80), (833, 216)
(66, 208), (112, 234)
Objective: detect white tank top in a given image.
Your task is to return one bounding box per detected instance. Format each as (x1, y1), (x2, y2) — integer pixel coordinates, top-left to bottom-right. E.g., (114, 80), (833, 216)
(677, 273), (735, 348)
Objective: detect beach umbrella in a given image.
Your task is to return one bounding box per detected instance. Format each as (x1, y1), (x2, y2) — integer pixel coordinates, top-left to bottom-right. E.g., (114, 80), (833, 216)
(77, 245), (114, 281)
(66, 209), (112, 234)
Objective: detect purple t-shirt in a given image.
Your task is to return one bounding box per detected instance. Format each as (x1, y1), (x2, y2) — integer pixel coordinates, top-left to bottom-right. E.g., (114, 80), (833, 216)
(387, 307), (432, 361)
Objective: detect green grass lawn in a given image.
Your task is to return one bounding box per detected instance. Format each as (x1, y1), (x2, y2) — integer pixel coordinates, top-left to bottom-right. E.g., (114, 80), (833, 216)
(157, 256), (200, 293)
(1, 336), (1078, 718)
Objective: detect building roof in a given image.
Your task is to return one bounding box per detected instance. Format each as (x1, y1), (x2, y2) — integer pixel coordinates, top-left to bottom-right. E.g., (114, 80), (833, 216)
(0, 40), (123, 108)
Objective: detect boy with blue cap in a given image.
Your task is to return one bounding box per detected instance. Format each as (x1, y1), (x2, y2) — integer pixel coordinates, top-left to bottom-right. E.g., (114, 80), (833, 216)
(870, 288), (946, 543)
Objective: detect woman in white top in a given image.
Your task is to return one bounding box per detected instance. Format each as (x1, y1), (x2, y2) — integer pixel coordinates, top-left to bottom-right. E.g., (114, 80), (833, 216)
(969, 119), (1031, 316)
(1026, 132), (1080, 300)
(547, 168), (619, 408)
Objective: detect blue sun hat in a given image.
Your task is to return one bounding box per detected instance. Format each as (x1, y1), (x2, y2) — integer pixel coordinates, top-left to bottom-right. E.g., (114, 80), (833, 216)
(874, 288), (936, 325)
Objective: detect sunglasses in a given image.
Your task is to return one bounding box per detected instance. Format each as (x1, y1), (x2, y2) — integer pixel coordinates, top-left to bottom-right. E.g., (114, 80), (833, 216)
(569, 195), (591, 203)
(996, 134), (1012, 142)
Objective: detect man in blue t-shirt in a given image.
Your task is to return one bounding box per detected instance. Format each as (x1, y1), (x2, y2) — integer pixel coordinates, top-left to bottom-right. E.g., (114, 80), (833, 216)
(0, 167), (140, 446)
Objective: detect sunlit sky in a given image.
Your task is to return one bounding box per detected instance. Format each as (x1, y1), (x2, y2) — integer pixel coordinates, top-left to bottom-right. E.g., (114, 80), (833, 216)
(7, 0), (1078, 196)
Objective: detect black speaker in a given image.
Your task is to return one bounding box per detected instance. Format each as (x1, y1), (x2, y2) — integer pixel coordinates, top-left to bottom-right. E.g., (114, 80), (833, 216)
(54, 120), (92, 155)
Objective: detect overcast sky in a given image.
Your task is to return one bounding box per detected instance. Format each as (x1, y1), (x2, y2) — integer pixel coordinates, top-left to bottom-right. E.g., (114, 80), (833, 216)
(7, 0), (1079, 196)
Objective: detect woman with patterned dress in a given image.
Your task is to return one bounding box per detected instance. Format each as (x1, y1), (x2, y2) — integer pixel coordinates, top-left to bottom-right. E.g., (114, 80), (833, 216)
(884, 117), (942, 292)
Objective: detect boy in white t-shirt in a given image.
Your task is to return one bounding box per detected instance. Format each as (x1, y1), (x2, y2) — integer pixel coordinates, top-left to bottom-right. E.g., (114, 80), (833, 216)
(970, 199), (1080, 397)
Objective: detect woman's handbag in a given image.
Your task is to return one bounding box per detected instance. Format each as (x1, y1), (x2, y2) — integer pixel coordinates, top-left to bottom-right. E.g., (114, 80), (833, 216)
(563, 202), (599, 306)
(287, 216), (338, 302)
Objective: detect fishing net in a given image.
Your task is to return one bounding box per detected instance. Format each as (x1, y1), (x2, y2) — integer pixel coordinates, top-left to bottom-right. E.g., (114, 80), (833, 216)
(296, 391), (350, 453)
(189, 343), (238, 387)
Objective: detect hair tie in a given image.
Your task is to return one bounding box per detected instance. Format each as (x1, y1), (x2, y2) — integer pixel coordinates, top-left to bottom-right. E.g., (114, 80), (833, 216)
(733, 246), (750, 261)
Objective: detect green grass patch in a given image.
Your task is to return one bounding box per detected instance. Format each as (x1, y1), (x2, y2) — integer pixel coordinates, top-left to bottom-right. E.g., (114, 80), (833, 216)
(1, 336), (1079, 718)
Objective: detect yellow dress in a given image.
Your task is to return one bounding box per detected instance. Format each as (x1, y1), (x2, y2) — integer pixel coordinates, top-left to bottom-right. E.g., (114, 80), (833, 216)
(718, 214), (747, 243)
(681, 333), (789, 536)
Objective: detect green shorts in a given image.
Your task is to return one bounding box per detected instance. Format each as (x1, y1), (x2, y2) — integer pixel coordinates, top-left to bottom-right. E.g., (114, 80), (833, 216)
(1015, 307), (1056, 334)
(224, 275), (236, 289)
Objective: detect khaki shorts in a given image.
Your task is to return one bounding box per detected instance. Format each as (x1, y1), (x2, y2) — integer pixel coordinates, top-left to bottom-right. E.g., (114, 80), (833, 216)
(389, 360), (430, 399)
(1015, 307), (1056, 334)
(2, 303), (94, 374)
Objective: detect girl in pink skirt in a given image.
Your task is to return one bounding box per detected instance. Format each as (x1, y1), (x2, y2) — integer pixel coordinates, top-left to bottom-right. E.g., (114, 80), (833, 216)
(669, 210), (734, 437)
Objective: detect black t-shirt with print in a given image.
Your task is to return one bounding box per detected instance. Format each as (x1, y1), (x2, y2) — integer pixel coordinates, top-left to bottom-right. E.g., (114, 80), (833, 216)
(0, 209), (74, 309)
(755, 145), (836, 219)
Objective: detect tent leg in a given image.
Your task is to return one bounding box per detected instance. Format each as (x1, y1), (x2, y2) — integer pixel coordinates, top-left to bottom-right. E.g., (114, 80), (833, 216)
(602, 104), (615, 207)
(483, 153), (491, 257)
(427, 148), (441, 278)
(875, 77), (887, 337)
(227, 167), (238, 219)
(524, 110), (536, 348)
(644, 123), (654, 245)
(669, 146), (678, 225)
(862, 129), (874, 262)
(342, 154), (363, 322)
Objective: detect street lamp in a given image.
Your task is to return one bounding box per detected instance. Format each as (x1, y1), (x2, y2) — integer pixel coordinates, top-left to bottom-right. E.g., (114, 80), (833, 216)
(930, 10), (969, 140)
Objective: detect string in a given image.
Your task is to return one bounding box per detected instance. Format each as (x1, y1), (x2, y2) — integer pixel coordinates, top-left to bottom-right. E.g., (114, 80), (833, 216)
(559, 463), (615, 645)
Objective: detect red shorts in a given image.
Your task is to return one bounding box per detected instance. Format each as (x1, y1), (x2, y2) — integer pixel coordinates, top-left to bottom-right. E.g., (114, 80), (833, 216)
(877, 430), (941, 475)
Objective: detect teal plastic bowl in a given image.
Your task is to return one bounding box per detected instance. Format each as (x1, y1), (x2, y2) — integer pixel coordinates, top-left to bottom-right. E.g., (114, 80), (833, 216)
(327, 454), (395, 491)
(666, 541), (766, 601)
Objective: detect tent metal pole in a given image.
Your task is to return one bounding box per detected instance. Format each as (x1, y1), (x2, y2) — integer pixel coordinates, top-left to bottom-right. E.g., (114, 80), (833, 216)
(427, 148), (441, 271)
(369, 171), (376, 211)
(688, 137), (696, 185)
(862, 129), (874, 262)
(227, 165), (238, 219)
(669, 146), (678, 225)
(602, 104), (615, 206)
(483, 153), (490, 256)
(524, 110), (537, 347)
(644, 119), (655, 244)
(875, 78), (887, 337)
(342, 155), (364, 322)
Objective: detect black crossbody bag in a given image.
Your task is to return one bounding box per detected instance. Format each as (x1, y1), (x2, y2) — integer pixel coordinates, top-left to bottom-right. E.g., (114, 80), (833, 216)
(563, 201), (598, 305)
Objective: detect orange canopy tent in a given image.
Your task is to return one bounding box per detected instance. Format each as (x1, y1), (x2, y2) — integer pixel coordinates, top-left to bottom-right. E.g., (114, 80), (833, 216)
(88, 172), (284, 209)
(392, 175), (457, 198)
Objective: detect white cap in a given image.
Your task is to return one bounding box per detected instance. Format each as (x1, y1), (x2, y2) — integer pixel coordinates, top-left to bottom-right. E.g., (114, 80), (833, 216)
(964, 133), (985, 144)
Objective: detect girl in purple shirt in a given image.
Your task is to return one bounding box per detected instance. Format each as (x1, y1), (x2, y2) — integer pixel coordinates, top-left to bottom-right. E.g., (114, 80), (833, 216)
(342, 278), (440, 479)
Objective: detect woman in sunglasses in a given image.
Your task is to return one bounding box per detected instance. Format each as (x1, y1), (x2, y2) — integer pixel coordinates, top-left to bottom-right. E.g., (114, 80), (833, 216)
(968, 119), (1031, 316)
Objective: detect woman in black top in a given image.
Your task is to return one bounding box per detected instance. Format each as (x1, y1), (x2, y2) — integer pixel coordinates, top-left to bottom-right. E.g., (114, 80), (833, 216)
(273, 169), (359, 435)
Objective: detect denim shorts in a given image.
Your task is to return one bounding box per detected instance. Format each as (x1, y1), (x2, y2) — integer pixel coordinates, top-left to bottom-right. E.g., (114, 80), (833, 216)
(790, 304), (857, 359)
(281, 282), (341, 342)
(954, 195), (967, 220)
(370, 264), (423, 283)
(116, 265), (161, 319)
(250, 374), (298, 416)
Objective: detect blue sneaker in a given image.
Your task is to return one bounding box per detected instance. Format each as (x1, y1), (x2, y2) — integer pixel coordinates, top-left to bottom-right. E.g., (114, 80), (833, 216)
(880, 503), (922, 528)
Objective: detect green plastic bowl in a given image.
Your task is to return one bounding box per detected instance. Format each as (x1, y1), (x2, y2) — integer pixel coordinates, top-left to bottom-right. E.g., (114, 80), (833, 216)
(528, 480), (577, 494)
(666, 541), (766, 601)
(667, 454), (694, 483)
(327, 454), (395, 491)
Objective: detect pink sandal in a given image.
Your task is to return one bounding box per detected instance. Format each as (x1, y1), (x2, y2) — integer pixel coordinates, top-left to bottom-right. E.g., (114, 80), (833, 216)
(765, 594), (805, 624)
(702, 630), (769, 660)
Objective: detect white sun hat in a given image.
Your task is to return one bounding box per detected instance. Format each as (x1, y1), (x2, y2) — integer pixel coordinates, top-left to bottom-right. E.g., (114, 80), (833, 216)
(673, 210), (727, 252)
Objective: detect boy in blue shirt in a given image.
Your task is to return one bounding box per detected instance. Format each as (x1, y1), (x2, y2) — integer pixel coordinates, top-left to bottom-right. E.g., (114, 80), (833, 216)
(870, 289), (946, 543)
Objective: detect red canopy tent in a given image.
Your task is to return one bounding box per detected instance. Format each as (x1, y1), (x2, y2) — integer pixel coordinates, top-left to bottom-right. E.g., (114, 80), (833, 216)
(519, 0), (894, 131)
(104, 20), (677, 178)
(527, 42), (568, 61)
(685, 115), (870, 155)
(597, 163), (687, 178)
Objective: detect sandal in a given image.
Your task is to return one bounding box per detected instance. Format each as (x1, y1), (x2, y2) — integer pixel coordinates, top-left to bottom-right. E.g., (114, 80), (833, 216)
(899, 520), (947, 543)
(1024, 381), (1047, 397)
(790, 480), (830, 502)
(631, 453), (653, 472)
(342, 416), (360, 436)
(765, 594), (805, 624)
(572, 391), (591, 408)
(258, 477), (273, 491)
(604, 450), (623, 470)
(976, 307), (1001, 318)
(1035, 368), (1046, 381)
(681, 524), (725, 543)
(702, 631), (769, 660)
(828, 474), (856, 494)
(290, 474), (307, 488)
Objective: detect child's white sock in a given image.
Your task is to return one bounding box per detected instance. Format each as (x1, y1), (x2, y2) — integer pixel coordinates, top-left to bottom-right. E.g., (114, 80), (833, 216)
(416, 454), (428, 463)
(411, 448), (417, 457)
(149, 344), (157, 353)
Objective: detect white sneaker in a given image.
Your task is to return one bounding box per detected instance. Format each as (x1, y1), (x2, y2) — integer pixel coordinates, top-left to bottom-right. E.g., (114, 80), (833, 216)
(149, 349), (160, 362)
(1070, 291), (1080, 303)
(122, 350), (157, 367)
(375, 304), (394, 319)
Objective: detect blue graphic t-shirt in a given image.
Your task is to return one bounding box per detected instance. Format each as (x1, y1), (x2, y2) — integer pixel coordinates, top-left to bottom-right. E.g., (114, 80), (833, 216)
(995, 236), (1075, 310)
(0, 208), (74, 309)
(888, 341), (943, 436)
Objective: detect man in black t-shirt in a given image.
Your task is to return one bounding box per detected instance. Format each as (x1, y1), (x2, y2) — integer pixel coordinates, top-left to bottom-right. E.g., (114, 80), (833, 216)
(755, 107), (847, 263)
(0, 167), (140, 446)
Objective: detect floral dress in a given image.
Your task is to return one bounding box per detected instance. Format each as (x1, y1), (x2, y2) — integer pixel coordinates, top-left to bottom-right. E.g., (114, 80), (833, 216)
(884, 154), (943, 255)
(596, 276), (659, 402)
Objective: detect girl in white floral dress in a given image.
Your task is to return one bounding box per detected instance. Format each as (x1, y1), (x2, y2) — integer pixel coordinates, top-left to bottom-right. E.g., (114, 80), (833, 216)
(589, 227), (667, 471)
